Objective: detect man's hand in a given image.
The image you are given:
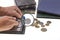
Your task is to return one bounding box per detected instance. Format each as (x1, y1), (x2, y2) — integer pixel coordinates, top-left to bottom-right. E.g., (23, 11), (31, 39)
(0, 16), (18, 31)
(0, 6), (22, 18)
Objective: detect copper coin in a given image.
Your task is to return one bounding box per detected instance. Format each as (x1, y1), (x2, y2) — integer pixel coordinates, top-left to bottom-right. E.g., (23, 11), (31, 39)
(35, 25), (40, 28)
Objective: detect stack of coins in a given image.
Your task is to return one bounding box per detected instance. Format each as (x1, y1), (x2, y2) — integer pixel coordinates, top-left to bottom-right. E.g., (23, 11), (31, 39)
(32, 18), (45, 28)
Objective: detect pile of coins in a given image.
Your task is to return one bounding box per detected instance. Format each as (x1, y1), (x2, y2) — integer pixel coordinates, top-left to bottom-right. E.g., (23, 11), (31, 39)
(32, 19), (52, 32)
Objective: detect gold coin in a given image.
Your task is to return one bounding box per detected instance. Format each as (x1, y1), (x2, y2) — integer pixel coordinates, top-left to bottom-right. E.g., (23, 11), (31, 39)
(35, 25), (40, 28)
(34, 23), (38, 26)
(36, 21), (40, 24)
(32, 23), (37, 26)
(33, 23), (40, 28)
(41, 28), (47, 32)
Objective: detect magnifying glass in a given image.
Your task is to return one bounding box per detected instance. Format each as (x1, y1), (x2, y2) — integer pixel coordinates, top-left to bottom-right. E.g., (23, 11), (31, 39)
(24, 14), (34, 26)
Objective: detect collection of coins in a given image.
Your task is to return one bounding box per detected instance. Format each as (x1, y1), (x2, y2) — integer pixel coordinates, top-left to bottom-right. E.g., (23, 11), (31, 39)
(32, 19), (52, 32)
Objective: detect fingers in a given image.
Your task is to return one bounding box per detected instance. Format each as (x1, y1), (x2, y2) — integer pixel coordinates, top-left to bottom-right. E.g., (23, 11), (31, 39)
(4, 16), (19, 26)
(15, 7), (23, 17)
(11, 11), (21, 18)
(5, 10), (21, 18)
(0, 20), (18, 32)
(12, 6), (22, 18)
(9, 20), (19, 26)
(0, 6), (22, 18)
(7, 16), (19, 26)
(3, 16), (16, 20)
(0, 16), (19, 32)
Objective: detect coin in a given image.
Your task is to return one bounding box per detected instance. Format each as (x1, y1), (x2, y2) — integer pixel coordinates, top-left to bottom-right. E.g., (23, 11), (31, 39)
(34, 23), (38, 26)
(45, 24), (49, 26)
(41, 28), (47, 32)
(34, 19), (38, 21)
(35, 25), (40, 28)
(33, 22), (40, 28)
(41, 25), (45, 27)
(47, 21), (51, 24)
(25, 18), (31, 24)
(39, 22), (44, 25)
(36, 21), (41, 24)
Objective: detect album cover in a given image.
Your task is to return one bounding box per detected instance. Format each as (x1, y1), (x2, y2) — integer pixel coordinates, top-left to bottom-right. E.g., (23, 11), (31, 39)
(37, 11), (60, 19)
(37, 0), (60, 19)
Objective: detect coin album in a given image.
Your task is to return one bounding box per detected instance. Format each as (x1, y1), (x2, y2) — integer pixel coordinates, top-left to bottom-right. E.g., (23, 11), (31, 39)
(0, 16), (25, 34)
(15, 0), (36, 10)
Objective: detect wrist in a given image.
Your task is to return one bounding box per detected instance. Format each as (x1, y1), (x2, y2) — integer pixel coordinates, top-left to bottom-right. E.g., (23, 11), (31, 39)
(0, 7), (1, 9)
(0, 7), (2, 11)
(0, 7), (3, 12)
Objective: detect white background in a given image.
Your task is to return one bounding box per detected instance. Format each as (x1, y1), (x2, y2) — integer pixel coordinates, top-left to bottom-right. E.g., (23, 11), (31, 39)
(0, 0), (60, 40)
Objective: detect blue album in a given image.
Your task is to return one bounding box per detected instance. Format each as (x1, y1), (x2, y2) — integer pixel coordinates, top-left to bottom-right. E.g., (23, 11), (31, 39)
(37, 0), (60, 19)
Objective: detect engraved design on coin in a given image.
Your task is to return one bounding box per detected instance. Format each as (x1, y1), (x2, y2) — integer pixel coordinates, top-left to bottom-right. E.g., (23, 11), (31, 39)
(25, 18), (31, 24)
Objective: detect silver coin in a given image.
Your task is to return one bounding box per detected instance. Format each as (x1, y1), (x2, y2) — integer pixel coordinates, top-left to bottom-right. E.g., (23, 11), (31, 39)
(39, 22), (44, 25)
(25, 18), (31, 24)
(41, 25), (45, 27)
